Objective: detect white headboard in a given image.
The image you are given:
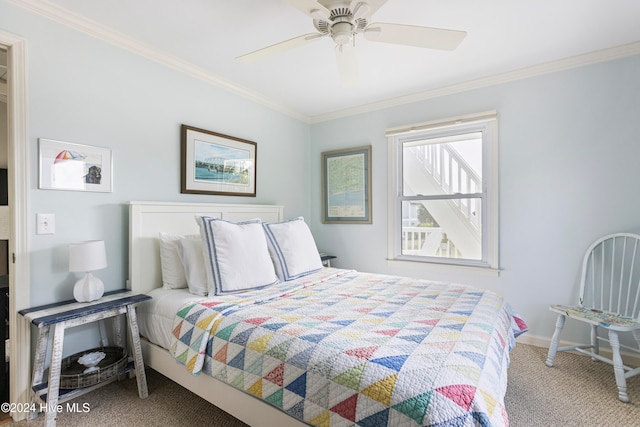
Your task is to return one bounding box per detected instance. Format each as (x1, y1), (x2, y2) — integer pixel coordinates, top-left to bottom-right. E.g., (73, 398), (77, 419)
(128, 201), (284, 295)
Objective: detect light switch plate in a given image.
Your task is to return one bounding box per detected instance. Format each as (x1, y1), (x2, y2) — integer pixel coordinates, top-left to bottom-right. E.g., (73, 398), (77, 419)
(36, 213), (55, 235)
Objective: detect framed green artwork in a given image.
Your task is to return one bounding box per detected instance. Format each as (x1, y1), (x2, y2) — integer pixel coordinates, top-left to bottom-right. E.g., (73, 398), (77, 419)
(321, 145), (372, 224)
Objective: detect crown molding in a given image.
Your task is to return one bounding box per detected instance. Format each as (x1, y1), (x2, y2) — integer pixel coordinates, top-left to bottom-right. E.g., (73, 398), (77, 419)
(6, 0), (310, 123)
(310, 41), (640, 123)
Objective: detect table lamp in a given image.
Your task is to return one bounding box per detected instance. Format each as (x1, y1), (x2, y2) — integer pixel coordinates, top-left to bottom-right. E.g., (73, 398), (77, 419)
(69, 240), (107, 302)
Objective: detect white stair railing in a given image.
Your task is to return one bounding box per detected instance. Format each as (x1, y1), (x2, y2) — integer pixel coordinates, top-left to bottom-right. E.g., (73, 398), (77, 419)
(404, 145), (481, 258)
(409, 144), (481, 230)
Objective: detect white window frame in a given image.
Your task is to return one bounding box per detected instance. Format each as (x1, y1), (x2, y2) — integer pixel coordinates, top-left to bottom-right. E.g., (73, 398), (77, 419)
(387, 111), (499, 270)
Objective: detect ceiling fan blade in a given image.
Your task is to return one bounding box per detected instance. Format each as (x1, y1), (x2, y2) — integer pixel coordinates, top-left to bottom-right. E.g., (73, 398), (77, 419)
(236, 33), (324, 63)
(364, 22), (466, 50)
(283, 0), (331, 20)
(335, 44), (359, 87)
(350, 0), (389, 19)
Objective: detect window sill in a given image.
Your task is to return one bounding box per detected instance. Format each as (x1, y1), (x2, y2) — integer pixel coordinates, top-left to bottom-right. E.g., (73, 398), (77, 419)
(386, 258), (501, 278)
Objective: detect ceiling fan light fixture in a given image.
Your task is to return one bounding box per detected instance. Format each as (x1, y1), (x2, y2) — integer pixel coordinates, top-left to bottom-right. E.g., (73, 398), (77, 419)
(331, 21), (354, 45)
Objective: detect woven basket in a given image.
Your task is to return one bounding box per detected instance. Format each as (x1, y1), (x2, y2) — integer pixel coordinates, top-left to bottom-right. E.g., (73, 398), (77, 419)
(59, 346), (127, 389)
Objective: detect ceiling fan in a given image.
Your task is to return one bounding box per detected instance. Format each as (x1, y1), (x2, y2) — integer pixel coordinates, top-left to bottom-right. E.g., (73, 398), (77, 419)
(236, 0), (467, 85)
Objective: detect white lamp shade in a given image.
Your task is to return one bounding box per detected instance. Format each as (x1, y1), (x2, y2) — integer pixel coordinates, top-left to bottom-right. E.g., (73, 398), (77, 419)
(69, 240), (107, 272)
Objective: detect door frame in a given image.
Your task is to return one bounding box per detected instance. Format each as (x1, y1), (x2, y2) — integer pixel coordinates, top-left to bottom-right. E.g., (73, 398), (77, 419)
(0, 29), (30, 421)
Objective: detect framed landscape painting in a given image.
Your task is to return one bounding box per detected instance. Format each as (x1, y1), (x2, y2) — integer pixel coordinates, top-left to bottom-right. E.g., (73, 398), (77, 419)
(181, 125), (257, 196)
(321, 145), (372, 224)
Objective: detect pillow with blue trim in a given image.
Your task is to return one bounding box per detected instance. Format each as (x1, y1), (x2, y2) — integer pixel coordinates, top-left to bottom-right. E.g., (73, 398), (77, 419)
(196, 216), (278, 296)
(263, 217), (323, 281)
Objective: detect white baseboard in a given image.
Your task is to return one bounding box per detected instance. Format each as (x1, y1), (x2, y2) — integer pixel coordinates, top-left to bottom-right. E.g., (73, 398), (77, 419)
(516, 333), (640, 368)
(516, 333), (550, 349)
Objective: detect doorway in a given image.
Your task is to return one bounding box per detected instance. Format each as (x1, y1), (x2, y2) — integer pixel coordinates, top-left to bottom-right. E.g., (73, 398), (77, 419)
(0, 30), (30, 423)
(0, 46), (8, 421)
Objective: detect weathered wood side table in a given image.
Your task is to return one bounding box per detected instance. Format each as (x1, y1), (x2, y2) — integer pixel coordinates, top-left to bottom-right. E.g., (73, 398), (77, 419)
(19, 291), (151, 427)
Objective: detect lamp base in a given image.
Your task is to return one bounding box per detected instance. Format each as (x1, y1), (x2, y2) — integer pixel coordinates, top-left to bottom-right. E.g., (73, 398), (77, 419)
(73, 273), (104, 302)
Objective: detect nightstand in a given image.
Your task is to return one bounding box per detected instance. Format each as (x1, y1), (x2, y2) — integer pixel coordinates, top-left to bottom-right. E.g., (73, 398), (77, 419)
(320, 254), (336, 267)
(19, 291), (151, 427)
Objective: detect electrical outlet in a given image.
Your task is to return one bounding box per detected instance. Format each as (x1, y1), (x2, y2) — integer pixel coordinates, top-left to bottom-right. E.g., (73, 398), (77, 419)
(36, 213), (55, 235)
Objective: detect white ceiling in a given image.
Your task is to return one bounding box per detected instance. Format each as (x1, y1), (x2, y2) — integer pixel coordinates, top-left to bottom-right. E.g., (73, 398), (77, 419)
(18, 0), (640, 120)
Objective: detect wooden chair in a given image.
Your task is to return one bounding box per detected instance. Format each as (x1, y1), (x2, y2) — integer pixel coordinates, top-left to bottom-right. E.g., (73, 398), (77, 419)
(546, 233), (640, 402)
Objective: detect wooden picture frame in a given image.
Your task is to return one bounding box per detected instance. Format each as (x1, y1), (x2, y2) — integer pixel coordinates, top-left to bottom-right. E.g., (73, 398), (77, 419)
(38, 138), (113, 192)
(321, 145), (372, 224)
(181, 125), (257, 196)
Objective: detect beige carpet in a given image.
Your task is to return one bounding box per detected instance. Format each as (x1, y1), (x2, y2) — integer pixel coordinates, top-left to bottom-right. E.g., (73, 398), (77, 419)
(506, 344), (640, 426)
(6, 344), (640, 426)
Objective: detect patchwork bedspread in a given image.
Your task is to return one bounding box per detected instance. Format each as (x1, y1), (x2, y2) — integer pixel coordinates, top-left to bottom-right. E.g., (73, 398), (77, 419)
(170, 269), (527, 426)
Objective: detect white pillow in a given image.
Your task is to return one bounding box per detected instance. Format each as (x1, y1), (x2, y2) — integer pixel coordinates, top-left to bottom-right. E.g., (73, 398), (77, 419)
(196, 216), (278, 296)
(263, 217), (323, 281)
(175, 238), (209, 296)
(158, 232), (199, 289)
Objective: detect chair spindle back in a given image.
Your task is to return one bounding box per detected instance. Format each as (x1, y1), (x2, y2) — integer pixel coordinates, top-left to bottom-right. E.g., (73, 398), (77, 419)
(579, 233), (640, 320)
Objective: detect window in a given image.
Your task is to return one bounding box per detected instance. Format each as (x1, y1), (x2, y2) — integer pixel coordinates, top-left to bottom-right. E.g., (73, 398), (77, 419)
(387, 112), (498, 269)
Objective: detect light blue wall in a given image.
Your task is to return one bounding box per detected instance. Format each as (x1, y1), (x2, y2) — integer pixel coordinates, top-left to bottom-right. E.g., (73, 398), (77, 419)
(3, 0), (640, 350)
(310, 55), (640, 342)
(1, 2), (310, 354)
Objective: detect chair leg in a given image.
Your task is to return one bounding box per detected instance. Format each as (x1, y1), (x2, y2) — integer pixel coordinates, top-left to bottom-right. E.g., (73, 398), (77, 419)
(590, 324), (599, 361)
(633, 329), (640, 352)
(609, 330), (629, 402)
(546, 314), (566, 367)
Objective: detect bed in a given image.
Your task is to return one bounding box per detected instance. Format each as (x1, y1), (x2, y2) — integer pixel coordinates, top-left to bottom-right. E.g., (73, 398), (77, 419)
(129, 201), (527, 427)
